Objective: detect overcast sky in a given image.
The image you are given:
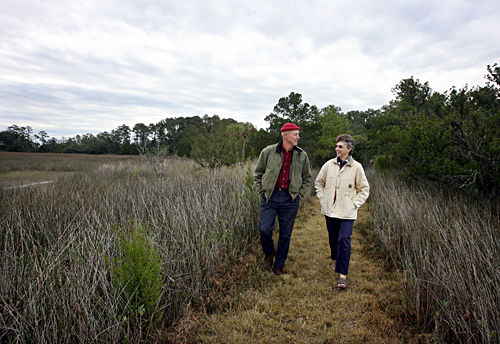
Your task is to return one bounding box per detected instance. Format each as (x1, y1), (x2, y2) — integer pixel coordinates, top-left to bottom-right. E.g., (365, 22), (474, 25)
(1, 0), (499, 138)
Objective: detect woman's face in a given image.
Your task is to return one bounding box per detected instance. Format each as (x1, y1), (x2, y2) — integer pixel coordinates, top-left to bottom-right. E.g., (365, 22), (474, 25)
(335, 141), (351, 160)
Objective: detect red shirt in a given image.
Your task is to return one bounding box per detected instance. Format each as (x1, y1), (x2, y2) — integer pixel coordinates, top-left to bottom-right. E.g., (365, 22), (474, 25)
(275, 146), (293, 189)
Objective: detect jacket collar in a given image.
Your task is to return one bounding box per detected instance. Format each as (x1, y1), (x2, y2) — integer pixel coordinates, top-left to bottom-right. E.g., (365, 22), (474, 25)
(276, 141), (303, 153)
(334, 156), (353, 166)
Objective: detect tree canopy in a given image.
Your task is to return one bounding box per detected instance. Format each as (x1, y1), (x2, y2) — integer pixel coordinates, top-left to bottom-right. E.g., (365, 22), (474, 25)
(2, 63), (498, 196)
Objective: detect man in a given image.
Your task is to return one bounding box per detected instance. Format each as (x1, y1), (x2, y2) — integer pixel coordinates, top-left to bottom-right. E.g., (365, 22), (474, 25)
(253, 122), (312, 274)
(315, 134), (369, 289)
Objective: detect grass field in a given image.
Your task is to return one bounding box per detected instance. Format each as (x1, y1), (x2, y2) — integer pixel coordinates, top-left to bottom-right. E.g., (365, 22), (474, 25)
(166, 171), (499, 344)
(167, 199), (417, 344)
(1, 152), (497, 343)
(0, 152), (260, 343)
(0, 152), (138, 186)
(368, 172), (499, 343)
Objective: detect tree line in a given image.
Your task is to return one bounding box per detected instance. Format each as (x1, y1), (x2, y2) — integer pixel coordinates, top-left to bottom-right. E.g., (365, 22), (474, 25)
(1, 64), (498, 196)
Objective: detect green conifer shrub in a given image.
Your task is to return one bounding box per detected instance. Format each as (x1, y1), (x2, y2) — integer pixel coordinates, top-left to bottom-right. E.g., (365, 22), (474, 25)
(112, 225), (163, 322)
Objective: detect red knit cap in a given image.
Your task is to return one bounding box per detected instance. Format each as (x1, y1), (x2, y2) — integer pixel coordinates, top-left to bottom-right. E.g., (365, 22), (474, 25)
(280, 122), (300, 132)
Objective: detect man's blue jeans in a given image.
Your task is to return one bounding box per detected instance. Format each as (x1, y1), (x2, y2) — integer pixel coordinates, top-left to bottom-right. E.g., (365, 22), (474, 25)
(258, 190), (300, 270)
(324, 216), (354, 275)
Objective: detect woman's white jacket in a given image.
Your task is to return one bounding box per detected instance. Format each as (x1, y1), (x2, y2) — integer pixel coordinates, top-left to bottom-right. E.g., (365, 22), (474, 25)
(315, 157), (370, 220)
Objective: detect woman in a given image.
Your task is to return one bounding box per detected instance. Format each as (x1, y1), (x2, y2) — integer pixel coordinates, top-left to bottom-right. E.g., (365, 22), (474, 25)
(315, 134), (369, 289)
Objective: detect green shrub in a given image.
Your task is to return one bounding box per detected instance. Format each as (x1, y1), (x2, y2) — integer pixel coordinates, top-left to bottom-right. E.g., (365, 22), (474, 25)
(112, 224), (163, 321)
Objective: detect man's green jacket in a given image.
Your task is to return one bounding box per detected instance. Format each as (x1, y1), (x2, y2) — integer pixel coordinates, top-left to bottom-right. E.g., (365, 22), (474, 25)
(253, 142), (312, 202)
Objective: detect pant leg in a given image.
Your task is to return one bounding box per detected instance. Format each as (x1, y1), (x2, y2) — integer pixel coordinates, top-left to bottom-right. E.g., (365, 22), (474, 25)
(324, 216), (340, 261)
(334, 219), (354, 275)
(274, 192), (301, 269)
(258, 192), (278, 256)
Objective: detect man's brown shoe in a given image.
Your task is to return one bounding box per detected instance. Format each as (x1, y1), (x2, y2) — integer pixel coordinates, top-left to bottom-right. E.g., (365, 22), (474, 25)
(263, 250), (275, 270)
(272, 266), (284, 275)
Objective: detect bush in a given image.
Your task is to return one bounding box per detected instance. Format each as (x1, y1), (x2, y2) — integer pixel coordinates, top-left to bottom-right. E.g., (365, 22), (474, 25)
(112, 225), (163, 322)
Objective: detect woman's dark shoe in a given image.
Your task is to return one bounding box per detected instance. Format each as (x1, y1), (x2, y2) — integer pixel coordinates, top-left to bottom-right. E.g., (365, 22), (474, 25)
(336, 277), (348, 289)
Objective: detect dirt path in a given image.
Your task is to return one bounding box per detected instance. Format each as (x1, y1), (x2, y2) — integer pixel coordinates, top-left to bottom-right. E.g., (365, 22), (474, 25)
(168, 199), (411, 343)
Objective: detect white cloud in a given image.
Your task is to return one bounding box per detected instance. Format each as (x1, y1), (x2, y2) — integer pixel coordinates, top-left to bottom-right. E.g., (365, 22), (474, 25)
(0, 0), (499, 137)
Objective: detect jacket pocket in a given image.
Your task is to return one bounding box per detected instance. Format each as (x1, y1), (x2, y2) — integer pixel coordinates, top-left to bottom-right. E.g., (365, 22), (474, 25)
(318, 196), (327, 212)
(350, 197), (357, 209)
(345, 196), (358, 218)
(341, 194), (356, 213)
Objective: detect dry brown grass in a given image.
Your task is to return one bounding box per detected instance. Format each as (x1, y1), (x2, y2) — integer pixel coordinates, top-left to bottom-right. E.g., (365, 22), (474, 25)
(1, 170), (75, 184)
(0, 154), (260, 343)
(166, 198), (417, 344)
(368, 172), (499, 343)
(0, 151), (138, 187)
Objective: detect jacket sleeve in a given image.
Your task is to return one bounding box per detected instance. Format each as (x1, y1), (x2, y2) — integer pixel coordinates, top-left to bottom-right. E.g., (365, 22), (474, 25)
(352, 165), (369, 208)
(253, 148), (268, 195)
(299, 153), (312, 198)
(314, 163), (327, 199)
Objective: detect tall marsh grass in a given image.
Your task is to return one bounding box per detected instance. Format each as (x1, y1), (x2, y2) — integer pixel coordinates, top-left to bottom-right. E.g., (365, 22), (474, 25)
(0, 151), (138, 174)
(368, 171), (499, 343)
(0, 156), (259, 343)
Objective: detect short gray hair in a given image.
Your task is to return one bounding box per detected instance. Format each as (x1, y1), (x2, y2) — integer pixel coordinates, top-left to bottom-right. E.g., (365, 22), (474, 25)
(336, 134), (355, 155)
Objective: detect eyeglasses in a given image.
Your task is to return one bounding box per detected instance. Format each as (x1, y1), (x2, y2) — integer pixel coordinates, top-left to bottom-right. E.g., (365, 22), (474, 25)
(335, 144), (344, 149)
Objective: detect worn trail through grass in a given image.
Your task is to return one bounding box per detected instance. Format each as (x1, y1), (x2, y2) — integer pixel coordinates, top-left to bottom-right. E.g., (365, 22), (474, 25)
(168, 199), (412, 343)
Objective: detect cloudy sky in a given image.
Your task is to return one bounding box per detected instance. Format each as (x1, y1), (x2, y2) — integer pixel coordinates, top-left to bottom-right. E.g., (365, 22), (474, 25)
(1, 0), (499, 138)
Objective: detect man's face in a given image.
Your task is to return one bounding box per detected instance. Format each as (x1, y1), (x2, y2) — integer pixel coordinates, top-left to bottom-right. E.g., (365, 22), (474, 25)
(284, 130), (300, 147)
